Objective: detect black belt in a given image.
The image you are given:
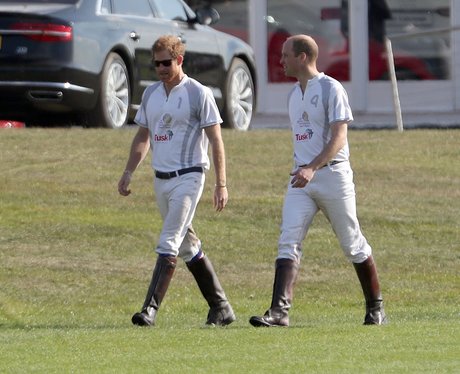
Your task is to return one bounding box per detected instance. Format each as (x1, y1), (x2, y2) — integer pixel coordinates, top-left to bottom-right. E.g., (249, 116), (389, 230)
(155, 166), (203, 180)
(322, 160), (346, 168)
(299, 160), (346, 169)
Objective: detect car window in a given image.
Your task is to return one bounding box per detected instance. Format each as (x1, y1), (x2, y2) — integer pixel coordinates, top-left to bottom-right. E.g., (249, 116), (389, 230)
(2, 0), (79, 2)
(153, 0), (188, 22)
(100, 0), (111, 14)
(112, 0), (153, 17)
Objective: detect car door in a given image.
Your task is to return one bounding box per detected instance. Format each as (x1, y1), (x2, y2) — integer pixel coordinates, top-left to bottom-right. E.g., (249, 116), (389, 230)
(150, 0), (225, 102)
(108, 0), (172, 105)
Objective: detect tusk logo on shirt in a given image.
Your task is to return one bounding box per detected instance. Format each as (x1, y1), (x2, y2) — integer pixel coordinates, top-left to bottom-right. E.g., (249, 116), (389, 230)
(154, 130), (174, 142)
(295, 128), (313, 141)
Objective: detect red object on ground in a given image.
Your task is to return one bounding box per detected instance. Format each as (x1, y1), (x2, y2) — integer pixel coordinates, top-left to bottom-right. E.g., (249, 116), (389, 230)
(0, 120), (25, 128)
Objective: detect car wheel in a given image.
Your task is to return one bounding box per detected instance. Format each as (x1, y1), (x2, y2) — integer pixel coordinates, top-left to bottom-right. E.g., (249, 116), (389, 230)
(91, 52), (130, 129)
(223, 58), (254, 131)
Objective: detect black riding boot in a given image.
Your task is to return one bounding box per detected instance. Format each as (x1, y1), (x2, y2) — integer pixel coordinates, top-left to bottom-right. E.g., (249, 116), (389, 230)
(353, 255), (388, 325)
(132, 255), (177, 326)
(187, 254), (236, 326)
(249, 258), (299, 327)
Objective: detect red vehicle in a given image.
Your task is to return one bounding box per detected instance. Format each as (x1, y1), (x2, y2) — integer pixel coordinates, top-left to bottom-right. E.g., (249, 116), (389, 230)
(266, 6), (437, 82)
(0, 120), (25, 128)
(194, 0), (444, 83)
(323, 38), (436, 81)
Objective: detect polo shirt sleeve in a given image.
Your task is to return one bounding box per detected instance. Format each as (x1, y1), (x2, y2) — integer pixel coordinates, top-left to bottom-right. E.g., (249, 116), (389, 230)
(199, 86), (223, 128)
(329, 83), (354, 124)
(134, 85), (156, 128)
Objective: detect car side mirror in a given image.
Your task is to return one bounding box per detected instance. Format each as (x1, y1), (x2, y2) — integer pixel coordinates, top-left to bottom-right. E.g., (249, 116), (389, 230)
(195, 6), (220, 26)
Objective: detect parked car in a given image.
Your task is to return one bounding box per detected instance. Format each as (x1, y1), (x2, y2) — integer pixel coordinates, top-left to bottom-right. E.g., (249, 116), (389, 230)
(0, 0), (256, 130)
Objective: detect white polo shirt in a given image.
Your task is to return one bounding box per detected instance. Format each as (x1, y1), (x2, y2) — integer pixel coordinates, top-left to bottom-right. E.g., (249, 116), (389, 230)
(134, 75), (222, 172)
(287, 73), (353, 167)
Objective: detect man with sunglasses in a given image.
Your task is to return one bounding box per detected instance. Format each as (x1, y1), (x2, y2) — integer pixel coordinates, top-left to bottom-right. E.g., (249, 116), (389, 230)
(118, 35), (235, 327)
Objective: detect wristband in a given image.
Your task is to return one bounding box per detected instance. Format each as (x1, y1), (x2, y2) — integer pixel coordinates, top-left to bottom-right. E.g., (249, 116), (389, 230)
(215, 184), (226, 188)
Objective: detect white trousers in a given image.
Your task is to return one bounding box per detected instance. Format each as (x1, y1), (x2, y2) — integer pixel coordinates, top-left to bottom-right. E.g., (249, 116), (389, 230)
(154, 171), (205, 262)
(278, 161), (372, 263)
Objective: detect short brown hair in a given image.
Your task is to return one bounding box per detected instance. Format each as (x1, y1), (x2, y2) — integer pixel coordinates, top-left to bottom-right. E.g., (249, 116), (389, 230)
(152, 35), (186, 58)
(290, 35), (318, 61)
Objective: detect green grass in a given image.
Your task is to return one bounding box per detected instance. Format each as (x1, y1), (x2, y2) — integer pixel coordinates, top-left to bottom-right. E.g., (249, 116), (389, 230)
(1, 128), (459, 373)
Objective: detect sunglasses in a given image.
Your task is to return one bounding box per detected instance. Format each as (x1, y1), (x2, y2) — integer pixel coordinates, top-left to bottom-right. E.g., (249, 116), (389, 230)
(153, 59), (173, 67)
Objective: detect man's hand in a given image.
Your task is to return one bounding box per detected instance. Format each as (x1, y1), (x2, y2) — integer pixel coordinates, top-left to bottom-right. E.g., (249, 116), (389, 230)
(290, 166), (314, 188)
(118, 170), (132, 196)
(214, 185), (228, 211)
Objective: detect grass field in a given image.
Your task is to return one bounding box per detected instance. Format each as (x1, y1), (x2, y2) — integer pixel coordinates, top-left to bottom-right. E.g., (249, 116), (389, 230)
(1, 127), (459, 373)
